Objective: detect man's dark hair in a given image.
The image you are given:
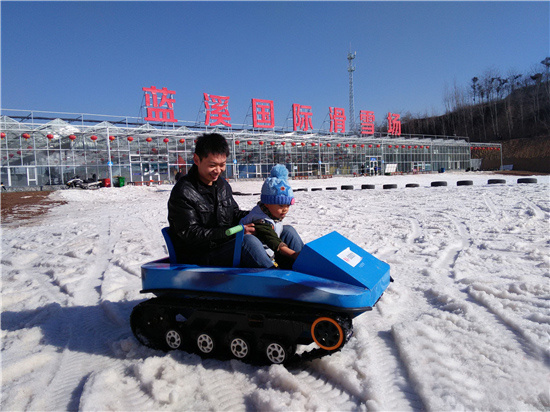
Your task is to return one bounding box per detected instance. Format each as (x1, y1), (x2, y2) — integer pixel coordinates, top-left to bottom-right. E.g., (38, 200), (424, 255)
(194, 133), (230, 159)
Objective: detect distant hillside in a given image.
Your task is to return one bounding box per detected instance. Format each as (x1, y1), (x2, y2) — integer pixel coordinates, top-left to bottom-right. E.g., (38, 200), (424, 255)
(401, 81), (549, 143)
(399, 60), (550, 172)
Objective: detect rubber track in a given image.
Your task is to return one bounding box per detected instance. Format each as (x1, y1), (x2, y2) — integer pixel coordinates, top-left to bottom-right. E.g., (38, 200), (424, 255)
(131, 297), (353, 365)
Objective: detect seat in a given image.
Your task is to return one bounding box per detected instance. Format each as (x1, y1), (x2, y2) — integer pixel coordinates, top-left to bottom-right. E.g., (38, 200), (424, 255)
(161, 226), (244, 267)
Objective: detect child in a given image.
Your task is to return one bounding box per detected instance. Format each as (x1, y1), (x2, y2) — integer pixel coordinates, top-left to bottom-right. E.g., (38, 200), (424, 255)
(240, 164), (303, 269)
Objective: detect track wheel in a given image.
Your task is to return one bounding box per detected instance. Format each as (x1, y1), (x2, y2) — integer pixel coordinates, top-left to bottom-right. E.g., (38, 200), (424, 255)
(230, 337), (250, 359)
(311, 317), (345, 351)
(265, 342), (293, 364)
(165, 329), (183, 350)
(196, 333), (215, 354)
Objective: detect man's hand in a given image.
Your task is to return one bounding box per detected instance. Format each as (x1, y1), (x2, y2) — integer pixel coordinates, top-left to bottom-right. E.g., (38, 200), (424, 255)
(243, 223), (255, 235)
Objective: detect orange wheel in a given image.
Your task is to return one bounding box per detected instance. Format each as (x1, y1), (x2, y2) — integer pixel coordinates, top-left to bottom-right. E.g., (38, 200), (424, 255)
(311, 317), (344, 351)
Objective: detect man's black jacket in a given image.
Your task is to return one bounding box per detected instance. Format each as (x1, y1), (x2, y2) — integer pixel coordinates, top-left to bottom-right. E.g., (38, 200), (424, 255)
(167, 165), (248, 263)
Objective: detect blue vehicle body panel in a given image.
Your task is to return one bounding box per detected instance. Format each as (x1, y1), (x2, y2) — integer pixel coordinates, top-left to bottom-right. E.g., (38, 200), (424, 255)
(141, 232), (391, 310)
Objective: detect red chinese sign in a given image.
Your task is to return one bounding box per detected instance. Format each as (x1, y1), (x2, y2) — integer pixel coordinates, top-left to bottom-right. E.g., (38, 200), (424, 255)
(292, 104), (313, 132)
(252, 98), (275, 129)
(142, 86), (178, 123)
(204, 93), (232, 127)
(360, 110), (375, 135)
(329, 107), (346, 133)
(387, 112), (401, 136)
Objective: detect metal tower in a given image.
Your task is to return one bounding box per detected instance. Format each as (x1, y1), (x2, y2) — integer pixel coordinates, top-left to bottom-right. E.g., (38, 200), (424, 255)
(347, 50), (356, 134)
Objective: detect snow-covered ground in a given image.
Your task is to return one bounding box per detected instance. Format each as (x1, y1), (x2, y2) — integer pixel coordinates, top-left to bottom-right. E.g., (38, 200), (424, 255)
(2, 172), (549, 411)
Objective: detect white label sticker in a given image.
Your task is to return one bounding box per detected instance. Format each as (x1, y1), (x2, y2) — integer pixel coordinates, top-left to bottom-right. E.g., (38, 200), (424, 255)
(337, 247), (362, 267)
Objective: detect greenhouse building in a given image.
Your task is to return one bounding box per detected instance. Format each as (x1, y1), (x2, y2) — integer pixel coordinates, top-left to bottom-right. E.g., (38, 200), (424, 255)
(0, 110), (502, 188)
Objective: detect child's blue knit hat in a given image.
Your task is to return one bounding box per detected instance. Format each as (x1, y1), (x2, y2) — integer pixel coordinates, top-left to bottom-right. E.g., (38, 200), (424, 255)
(261, 165), (295, 205)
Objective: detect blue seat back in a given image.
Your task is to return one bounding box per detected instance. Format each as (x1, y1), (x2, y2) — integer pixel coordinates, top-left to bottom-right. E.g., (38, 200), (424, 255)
(161, 226), (244, 267)
(161, 227), (178, 264)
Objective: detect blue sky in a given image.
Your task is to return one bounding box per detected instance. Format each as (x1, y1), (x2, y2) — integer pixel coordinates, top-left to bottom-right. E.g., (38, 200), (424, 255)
(2, 1), (548, 130)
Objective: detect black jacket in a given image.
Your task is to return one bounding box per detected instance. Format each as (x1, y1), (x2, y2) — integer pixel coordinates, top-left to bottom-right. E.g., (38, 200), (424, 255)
(167, 165), (248, 263)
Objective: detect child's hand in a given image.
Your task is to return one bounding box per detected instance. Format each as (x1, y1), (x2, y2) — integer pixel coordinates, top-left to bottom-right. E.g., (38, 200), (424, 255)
(243, 223), (255, 235)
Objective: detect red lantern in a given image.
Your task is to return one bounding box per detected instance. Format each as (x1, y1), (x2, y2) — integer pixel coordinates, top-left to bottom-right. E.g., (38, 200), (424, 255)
(352, 144), (357, 148)
(27, 146), (33, 149)
(127, 136), (134, 142)
(69, 134), (76, 141)
(388, 145), (392, 148)
(90, 135), (98, 141)
(420, 146), (424, 149)
(1, 132), (6, 139)
(337, 143), (341, 147)
(426, 146), (430, 149)
(368, 144), (372, 148)
(109, 135), (116, 141)
(22, 133), (30, 139)
(146, 137), (152, 143)
(17, 150), (21, 155)
(291, 142), (296, 147)
(179, 139), (185, 144)
(281, 142), (286, 146)
(414, 145), (418, 149)
(345, 144), (350, 148)
(319, 143), (323, 147)
(301, 142), (306, 146)
(327, 143), (331, 147)
(270, 141), (276, 146)
(235, 140), (240, 145)
(163, 138), (169, 144)
(47, 134), (54, 140)
(311, 143), (316, 147)
(361, 144), (365, 148)
(377, 144), (381, 148)
(247, 141), (252, 145)
(259, 141), (264, 146)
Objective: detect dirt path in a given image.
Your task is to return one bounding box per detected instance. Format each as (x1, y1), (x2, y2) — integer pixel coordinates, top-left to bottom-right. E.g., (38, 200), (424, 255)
(1, 191), (67, 223)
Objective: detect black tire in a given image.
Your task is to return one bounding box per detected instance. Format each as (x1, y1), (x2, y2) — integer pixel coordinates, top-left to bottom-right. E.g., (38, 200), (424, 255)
(431, 181), (447, 187)
(405, 183), (419, 188)
(361, 184), (375, 190)
(165, 328), (183, 350)
(196, 332), (215, 354)
(457, 180), (473, 186)
(517, 178), (537, 184)
(326, 187), (337, 190)
(311, 188), (323, 191)
(341, 185), (354, 190)
(383, 184), (397, 189)
(488, 179), (506, 184)
(265, 342), (294, 365)
(311, 317), (345, 351)
(130, 302), (168, 350)
(230, 337), (251, 360)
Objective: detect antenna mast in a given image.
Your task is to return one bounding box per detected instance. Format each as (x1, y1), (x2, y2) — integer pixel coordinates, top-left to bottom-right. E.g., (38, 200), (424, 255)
(347, 49), (357, 134)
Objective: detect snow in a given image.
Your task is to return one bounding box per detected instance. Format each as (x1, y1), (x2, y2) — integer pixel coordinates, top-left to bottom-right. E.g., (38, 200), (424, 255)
(2, 172), (549, 411)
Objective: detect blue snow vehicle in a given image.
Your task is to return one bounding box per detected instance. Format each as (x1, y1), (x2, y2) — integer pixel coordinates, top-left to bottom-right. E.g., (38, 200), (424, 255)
(130, 227), (391, 365)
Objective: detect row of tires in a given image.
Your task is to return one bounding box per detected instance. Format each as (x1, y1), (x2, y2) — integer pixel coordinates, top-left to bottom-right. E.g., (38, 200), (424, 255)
(164, 327), (294, 364)
(297, 178), (538, 191)
(161, 315), (347, 364)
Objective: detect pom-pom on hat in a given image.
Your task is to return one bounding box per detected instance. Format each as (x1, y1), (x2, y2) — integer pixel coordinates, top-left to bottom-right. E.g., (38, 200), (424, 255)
(261, 165), (295, 205)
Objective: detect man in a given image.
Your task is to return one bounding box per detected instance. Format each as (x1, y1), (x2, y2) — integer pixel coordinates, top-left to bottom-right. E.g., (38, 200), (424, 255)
(168, 133), (301, 268)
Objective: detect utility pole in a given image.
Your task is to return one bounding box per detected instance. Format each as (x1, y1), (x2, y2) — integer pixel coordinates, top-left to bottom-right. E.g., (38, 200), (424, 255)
(347, 49), (357, 134)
